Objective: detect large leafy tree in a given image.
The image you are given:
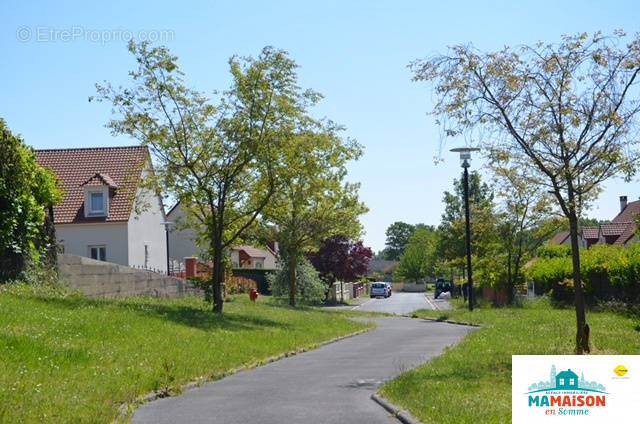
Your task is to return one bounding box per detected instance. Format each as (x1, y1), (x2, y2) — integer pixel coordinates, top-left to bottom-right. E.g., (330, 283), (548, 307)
(308, 235), (373, 286)
(395, 226), (439, 283)
(0, 119), (60, 282)
(262, 131), (367, 307)
(438, 171), (498, 279)
(94, 42), (315, 313)
(383, 221), (416, 260)
(412, 31), (640, 353)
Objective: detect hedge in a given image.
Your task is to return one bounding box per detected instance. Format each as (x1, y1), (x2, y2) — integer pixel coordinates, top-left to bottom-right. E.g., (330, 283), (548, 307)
(526, 244), (640, 304)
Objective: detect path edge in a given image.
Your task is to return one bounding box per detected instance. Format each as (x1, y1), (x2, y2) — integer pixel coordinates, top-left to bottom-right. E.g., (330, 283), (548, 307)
(114, 326), (374, 423)
(371, 392), (425, 424)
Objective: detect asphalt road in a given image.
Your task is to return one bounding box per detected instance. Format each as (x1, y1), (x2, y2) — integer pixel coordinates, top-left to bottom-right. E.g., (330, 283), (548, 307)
(132, 317), (474, 424)
(355, 291), (435, 315)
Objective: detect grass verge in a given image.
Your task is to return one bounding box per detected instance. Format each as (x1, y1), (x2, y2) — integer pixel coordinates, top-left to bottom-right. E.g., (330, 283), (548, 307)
(381, 297), (640, 424)
(0, 285), (373, 423)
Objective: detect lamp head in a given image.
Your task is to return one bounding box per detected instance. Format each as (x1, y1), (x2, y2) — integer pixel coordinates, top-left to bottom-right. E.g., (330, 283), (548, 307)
(450, 147), (480, 168)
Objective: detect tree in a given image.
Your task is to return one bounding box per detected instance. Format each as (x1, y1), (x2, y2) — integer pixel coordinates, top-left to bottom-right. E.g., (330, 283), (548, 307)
(491, 167), (558, 303)
(94, 42), (315, 313)
(438, 171), (498, 277)
(412, 31), (640, 353)
(395, 226), (438, 283)
(0, 119), (60, 282)
(267, 254), (325, 305)
(384, 221), (416, 260)
(261, 131), (367, 307)
(307, 236), (373, 288)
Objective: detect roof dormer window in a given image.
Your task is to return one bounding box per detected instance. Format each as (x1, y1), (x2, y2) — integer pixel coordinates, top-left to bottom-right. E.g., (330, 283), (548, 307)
(81, 173), (117, 218)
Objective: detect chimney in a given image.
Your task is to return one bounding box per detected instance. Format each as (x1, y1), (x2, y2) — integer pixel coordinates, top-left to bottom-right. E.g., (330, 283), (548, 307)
(620, 195), (628, 212)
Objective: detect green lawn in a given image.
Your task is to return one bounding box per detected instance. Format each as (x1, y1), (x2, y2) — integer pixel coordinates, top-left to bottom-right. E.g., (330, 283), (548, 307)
(0, 285), (373, 423)
(381, 298), (640, 424)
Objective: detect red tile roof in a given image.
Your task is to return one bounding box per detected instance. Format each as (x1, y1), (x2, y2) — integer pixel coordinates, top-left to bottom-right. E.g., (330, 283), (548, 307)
(35, 146), (148, 224)
(581, 227), (599, 240)
(612, 199), (640, 224)
(234, 245), (268, 258)
(600, 222), (632, 237)
(549, 231), (570, 244)
(81, 172), (118, 188)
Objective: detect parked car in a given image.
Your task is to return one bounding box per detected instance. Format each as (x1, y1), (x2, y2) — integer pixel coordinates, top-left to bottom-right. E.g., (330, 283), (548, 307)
(385, 282), (392, 297)
(434, 278), (454, 299)
(370, 282), (389, 298)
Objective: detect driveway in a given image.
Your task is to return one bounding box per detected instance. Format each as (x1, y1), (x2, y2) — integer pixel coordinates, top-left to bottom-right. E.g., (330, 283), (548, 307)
(354, 291), (435, 315)
(133, 317), (474, 424)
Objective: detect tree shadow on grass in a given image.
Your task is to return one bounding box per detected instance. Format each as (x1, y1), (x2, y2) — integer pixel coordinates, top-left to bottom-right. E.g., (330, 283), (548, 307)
(27, 295), (292, 332)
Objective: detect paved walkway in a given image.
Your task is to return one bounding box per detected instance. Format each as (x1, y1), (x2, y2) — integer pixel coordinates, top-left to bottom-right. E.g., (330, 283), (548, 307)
(133, 317), (474, 424)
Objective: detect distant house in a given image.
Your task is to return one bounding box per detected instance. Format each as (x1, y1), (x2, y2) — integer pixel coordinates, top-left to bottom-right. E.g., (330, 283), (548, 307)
(556, 369), (579, 389)
(231, 245), (278, 269)
(35, 146), (168, 272)
(167, 201), (279, 269)
(548, 196), (639, 248)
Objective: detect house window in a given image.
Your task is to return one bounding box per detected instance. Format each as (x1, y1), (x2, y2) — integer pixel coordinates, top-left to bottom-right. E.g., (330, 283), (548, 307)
(89, 245), (106, 261)
(569, 379), (574, 385)
(559, 379), (564, 385)
(90, 192), (105, 214)
(255, 262), (263, 268)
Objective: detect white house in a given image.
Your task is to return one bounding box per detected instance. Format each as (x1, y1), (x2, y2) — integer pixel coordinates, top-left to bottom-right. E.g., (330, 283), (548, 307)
(35, 146), (168, 272)
(167, 201), (279, 269)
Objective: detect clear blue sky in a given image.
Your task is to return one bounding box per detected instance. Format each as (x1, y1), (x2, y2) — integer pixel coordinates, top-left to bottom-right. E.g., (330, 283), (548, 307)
(2, 0), (639, 252)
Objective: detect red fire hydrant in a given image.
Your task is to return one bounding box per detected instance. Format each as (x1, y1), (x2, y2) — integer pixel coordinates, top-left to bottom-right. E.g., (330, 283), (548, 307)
(249, 288), (259, 303)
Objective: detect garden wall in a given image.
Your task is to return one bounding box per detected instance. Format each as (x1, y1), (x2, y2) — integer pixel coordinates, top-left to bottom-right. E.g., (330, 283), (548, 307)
(58, 254), (201, 298)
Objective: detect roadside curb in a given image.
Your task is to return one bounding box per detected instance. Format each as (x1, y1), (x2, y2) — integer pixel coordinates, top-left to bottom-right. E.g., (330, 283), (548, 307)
(114, 326), (374, 422)
(417, 317), (481, 327)
(371, 392), (425, 424)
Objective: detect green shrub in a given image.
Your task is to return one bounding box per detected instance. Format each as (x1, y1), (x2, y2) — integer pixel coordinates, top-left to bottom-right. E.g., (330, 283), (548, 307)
(0, 120), (61, 282)
(526, 244), (640, 304)
(267, 256), (325, 304)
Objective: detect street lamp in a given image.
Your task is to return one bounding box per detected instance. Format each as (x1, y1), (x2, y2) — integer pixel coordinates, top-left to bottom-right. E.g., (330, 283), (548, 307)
(161, 221), (173, 275)
(450, 147), (480, 311)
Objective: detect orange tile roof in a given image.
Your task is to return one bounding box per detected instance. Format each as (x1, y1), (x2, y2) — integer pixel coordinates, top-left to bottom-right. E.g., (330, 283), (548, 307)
(35, 146), (148, 224)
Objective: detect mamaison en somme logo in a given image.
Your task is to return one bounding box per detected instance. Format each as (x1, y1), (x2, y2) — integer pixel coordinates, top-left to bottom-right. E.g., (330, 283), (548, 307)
(526, 365), (607, 416)
(613, 365), (628, 377)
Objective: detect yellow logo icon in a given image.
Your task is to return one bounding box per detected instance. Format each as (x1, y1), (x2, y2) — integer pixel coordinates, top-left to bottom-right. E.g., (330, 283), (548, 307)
(614, 365), (628, 377)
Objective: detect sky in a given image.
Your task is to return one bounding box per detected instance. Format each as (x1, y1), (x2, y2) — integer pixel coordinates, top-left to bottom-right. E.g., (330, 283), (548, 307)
(2, 0), (640, 252)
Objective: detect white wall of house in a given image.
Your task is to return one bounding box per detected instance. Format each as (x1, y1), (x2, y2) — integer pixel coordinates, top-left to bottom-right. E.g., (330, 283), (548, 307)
(56, 223), (128, 266)
(167, 203), (203, 263)
(128, 185), (168, 272)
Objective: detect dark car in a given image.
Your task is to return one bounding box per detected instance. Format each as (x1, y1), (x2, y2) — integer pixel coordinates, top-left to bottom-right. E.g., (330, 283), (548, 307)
(434, 278), (454, 299)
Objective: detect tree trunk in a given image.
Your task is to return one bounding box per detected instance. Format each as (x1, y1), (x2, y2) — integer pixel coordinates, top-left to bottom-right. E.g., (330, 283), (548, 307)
(288, 248), (297, 307)
(212, 243), (224, 313)
(568, 210), (590, 354)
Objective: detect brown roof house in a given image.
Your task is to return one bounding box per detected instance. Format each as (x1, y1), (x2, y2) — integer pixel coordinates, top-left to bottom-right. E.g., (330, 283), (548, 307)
(35, 146), (168, 272)
(166, 201), (279, 269)
(548, 196), (639, 249)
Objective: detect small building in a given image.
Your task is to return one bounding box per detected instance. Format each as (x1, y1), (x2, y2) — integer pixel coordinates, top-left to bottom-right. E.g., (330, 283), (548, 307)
(556, 369), (579, 390)
(231, 245), (278, 269)
(35, 146), (168, 272)
(167, 200), (279, 269)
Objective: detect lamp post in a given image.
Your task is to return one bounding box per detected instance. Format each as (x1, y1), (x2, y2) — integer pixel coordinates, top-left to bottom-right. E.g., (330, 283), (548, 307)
(161, 221), (173, 275)
(450, 147), (480, 311)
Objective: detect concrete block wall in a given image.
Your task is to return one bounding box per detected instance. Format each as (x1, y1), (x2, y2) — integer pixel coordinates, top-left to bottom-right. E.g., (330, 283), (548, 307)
(58, 254), (202, 298)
